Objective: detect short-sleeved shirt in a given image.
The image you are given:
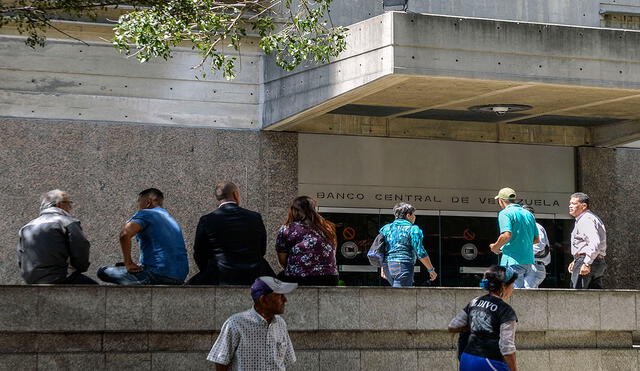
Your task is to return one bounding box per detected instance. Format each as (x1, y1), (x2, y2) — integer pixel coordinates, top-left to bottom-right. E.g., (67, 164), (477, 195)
(207, 308), (296, 370)
(534, 222), (551, 265)
(463, 294), (518, 362)
(275, 221), (338, 277)
(379, 219), (428, 264)
(128, 207), (188, 280)
(497, 204), (538, 266)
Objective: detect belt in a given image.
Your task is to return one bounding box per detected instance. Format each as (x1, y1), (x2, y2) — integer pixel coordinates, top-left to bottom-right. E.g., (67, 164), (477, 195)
(574, 253), (604, 260)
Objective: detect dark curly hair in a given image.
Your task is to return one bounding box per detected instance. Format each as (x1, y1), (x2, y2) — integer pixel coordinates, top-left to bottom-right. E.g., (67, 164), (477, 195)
(480, 265), (518, 294)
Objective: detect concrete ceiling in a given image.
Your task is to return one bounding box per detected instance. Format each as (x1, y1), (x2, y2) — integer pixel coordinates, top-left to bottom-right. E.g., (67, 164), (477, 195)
(274, 74), (640, 147)
(263, 12), (640, 147)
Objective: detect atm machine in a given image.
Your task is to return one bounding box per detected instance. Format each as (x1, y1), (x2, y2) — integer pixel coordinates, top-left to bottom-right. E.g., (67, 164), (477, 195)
(321, 208), (573, 287)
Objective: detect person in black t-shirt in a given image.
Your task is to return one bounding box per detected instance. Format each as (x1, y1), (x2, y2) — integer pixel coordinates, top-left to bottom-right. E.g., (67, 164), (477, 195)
(448, 265), (519, 371)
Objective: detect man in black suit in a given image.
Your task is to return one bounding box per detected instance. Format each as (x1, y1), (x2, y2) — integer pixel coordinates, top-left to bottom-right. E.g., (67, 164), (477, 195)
(189, 182), (274, 285)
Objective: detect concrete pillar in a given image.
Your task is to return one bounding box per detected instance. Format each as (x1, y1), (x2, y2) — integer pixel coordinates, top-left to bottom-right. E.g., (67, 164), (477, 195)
(578, 147), (640, 289)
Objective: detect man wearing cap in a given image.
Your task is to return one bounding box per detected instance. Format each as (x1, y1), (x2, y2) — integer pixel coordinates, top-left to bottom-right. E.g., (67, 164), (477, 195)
(207, 276), (297, 370)
(568, 192), (607, 289)
(490, 187), (539, 288)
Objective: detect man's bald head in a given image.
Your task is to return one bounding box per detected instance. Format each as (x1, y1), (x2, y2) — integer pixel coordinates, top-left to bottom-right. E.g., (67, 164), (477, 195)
(215, 182), (240, 204)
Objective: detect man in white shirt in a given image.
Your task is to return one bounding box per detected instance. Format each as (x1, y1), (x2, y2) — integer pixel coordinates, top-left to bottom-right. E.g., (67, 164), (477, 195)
(523, 205), (551, 288)
(208, 277), (297, 370)
(568, 192), (607, 289)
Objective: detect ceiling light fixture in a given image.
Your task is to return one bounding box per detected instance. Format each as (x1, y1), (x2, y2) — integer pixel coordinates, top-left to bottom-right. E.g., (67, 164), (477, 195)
(468, 104), (533, 116)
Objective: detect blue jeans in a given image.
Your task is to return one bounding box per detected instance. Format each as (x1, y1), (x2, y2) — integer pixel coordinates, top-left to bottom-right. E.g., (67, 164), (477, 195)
(97, 266), (183, 286)
(531, 262), (546, 288)
(383, 261), (414, 287)
(509, 264), (536, 288)
(460, 353), (510, 371)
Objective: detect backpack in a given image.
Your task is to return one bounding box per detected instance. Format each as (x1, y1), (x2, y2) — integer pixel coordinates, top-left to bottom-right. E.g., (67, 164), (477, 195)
(367, 233), (387, 267)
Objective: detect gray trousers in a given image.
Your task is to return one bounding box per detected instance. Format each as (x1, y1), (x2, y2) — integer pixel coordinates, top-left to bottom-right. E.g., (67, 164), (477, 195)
(571, 256), (606, 289)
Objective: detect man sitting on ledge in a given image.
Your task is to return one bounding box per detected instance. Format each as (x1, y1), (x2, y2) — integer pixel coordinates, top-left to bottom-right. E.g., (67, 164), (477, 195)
(17, 189), (97, 284)
(97, 188), (188, 285)
(188, 181), (273, 285)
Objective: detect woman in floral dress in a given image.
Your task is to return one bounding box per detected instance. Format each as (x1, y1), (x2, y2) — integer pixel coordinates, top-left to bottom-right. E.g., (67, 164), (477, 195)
(275, 196), (338, 286)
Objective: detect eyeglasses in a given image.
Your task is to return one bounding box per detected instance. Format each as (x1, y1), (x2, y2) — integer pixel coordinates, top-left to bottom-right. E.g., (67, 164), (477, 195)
(59, 200), (74, 205)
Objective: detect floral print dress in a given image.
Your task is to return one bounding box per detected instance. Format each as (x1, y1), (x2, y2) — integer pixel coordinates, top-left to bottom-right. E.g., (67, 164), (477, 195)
(275, 221), (338, 277)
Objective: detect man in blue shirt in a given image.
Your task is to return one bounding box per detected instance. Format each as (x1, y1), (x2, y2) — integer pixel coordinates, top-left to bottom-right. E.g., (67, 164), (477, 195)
(489, 188), (539, 289)
(97, 188), (188, 285)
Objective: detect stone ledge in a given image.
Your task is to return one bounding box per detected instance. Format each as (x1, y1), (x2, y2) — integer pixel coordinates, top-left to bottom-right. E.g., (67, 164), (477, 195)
(2, 349), (639, 371)
(1, 331), (631, 353)
(1, 286), (638, 332)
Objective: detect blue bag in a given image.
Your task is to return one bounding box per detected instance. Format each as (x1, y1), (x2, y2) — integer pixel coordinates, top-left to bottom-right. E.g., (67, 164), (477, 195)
(367, 233), (387, 267)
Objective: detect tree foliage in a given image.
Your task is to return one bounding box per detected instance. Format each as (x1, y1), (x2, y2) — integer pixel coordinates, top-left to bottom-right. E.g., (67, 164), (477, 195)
(1, 0), (348, 79)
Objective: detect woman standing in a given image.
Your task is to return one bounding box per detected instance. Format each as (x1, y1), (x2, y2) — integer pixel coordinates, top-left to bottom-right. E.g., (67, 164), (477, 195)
(448, 265), (519, 371)
(275, 196), (338, 286)
(380, 202), (437, 287)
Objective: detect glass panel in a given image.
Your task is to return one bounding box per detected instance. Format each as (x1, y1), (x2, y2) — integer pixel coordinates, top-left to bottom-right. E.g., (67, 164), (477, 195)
(321, 210), (574, 288)
(411, 215), (440, 287)
(323, 212), (383, 286)
(538, 218), (574, 288)
(440, 216), (500, 287)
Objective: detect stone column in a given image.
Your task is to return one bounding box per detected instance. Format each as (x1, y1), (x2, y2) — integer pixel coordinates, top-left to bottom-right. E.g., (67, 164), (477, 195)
(577, 147), (640, 289)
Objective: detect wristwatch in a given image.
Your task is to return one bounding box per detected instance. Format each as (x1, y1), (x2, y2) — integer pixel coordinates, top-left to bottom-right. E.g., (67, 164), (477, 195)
(427, 268), (435, 272)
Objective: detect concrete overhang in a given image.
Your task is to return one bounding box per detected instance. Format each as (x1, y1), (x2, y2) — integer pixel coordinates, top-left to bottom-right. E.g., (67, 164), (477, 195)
(263, 12), (640, 147)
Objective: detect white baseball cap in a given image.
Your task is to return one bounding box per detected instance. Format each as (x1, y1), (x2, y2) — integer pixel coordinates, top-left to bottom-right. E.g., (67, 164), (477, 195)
(250, 276), (298, 301)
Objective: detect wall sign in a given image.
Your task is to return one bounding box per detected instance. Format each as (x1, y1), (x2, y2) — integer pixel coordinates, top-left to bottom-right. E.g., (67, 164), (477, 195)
(461, 243), (478, 260)
(298, 134), (575, 217)
(299, 184), (571, 216)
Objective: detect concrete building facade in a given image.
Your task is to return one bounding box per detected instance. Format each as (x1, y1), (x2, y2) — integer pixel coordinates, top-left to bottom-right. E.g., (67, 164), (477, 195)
(2, 1), (640, 288)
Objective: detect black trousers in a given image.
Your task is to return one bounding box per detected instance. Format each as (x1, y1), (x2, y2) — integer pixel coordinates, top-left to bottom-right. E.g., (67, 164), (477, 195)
(571, 256), (606, 289)
(57, 271), (99, 285)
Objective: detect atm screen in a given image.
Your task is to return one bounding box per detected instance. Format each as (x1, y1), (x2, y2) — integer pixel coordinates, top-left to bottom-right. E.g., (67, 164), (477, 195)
(322, 209), (573, 288)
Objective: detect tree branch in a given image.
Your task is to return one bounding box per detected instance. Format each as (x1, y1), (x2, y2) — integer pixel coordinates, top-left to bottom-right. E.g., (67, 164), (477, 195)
(191, 9), (245, 70)
(44, 19), (89, 45)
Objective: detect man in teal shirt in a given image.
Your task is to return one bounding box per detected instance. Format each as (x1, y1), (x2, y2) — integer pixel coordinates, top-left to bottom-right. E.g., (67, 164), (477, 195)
(490, 187), (539, 288)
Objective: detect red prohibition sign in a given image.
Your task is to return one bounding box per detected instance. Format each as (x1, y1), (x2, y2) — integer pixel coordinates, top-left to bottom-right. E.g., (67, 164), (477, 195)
(463, 229), (476, 241)
(342, 227), (356, 240)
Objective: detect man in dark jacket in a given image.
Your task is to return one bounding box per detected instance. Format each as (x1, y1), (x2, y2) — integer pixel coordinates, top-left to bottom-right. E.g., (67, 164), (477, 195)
(189, 182), (273, 285)
(17, 189), (97, 284)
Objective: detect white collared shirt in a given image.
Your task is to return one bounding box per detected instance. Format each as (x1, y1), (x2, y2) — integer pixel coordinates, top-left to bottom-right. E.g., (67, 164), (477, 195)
(571, 210), (607, 264)
(533, 222), (551, 265)
(207, 308), (296, 370)
(218, 201), (238, 208)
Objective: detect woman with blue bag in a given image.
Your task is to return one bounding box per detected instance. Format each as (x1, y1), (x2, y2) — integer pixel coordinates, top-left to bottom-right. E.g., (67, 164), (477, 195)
(378, 202), (437, 287)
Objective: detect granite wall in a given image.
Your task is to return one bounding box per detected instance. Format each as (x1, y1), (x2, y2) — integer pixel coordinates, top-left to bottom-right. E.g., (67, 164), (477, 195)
(578, 146), (640, 289)
(1, 286), (638, 371)
(0, 118), (298, 284)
